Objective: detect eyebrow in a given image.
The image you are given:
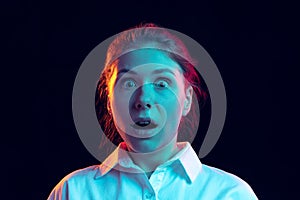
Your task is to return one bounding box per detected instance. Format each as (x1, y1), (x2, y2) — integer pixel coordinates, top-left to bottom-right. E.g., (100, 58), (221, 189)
(117, 68), (177, 76)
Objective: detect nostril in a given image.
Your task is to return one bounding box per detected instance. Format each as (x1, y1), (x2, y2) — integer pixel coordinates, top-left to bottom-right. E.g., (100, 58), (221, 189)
(136, 103), (151, 109)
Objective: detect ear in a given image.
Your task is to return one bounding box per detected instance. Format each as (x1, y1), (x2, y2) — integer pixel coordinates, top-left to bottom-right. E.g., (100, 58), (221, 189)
(182, 85), (193, 116)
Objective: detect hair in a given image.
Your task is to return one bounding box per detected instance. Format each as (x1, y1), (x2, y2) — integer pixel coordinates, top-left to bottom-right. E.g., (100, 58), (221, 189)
(96, 23), (207, 147)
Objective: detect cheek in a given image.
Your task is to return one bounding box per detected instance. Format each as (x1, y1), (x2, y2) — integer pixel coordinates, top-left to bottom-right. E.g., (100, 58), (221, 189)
(111, 97), (126, 117)
(110, 92), (133, 126)
(111, 88), (129, 109)
(159, 93), (184, 117)
(164, 87), (185, 109)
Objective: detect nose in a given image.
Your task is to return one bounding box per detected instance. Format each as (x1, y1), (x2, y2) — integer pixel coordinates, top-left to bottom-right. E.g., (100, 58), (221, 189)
(134, 84), (153, 110)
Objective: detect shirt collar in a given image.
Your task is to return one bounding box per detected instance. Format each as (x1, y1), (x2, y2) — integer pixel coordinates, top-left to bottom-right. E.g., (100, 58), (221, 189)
(94, 142), (141, 178)
(94, 142), (202, 183)
(175, 142), (203, 183)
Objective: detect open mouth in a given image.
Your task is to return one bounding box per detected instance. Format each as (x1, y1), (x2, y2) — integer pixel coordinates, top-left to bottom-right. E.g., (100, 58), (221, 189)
(131, 118), (158, 129)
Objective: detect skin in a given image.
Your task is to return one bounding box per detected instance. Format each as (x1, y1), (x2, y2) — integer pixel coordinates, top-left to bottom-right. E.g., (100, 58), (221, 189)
(109, 48), (193, 174)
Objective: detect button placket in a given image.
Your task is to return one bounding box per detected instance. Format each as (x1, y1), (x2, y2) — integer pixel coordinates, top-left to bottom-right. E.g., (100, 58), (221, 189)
(149, 169), (166, 197)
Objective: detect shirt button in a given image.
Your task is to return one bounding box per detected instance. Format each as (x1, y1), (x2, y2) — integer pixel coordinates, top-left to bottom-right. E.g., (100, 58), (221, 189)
(144, 192), (153, 199)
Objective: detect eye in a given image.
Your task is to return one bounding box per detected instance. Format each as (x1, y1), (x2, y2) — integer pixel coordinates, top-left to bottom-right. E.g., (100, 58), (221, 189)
(121, 79), (136, 88)
(154, 79), (169, 88)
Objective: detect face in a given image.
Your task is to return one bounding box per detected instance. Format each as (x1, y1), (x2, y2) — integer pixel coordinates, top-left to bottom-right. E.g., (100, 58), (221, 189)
(109, 49), (193, 153)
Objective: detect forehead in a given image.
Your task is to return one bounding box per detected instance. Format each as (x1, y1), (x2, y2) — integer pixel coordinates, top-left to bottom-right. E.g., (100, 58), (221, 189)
(116, 49), (182, 74)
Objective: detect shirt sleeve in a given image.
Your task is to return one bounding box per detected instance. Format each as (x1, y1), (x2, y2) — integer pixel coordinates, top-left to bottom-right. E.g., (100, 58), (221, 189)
(47, 179), (70, 200)
(226, 181), (259, 200)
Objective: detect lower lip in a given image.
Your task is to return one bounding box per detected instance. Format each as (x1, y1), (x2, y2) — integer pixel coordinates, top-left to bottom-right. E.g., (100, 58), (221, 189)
(128, 123), (160, 138)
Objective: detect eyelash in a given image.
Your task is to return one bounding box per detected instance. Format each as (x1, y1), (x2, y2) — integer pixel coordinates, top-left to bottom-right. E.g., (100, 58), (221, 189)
(120, 78), (171, 89)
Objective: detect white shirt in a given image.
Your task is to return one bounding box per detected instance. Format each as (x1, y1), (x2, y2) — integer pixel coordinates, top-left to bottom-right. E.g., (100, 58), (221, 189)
(48, 142), (258, 200)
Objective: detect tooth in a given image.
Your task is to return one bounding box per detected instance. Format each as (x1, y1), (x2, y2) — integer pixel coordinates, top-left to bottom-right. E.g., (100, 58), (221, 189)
(135, 121), (150, 127)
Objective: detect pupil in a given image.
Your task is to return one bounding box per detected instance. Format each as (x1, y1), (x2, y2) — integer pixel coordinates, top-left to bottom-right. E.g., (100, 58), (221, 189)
(159, 82), (165, 87)
(128, 81), (133, 87)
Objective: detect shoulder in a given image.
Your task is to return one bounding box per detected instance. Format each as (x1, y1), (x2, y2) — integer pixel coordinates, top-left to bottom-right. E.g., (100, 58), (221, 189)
(59, 165), (99, 183)
(201, 164), (249, 185)
(47, 165), (100, 200)
(197, 164), (258, 199)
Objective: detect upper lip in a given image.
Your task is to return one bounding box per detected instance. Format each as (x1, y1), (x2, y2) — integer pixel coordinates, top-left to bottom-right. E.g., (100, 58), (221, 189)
(134, 117), (151, 123)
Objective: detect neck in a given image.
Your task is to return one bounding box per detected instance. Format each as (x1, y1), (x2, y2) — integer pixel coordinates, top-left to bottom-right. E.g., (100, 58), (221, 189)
(127, 137), (180, 175)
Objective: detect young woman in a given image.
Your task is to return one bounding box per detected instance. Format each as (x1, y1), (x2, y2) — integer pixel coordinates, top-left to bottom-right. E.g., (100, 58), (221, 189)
(48, 23), (258, 200)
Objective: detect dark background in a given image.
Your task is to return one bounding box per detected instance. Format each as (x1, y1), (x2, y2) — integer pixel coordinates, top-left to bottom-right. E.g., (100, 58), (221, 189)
(2, 0), (298, 199)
